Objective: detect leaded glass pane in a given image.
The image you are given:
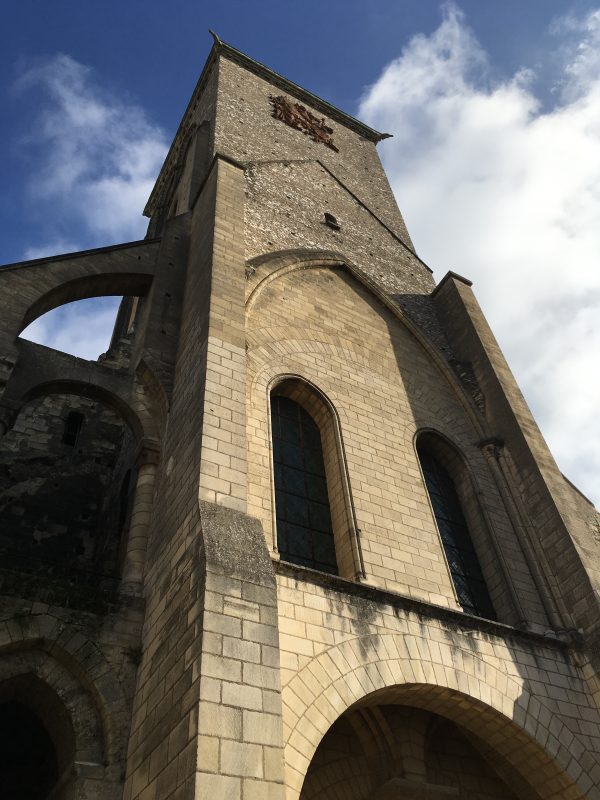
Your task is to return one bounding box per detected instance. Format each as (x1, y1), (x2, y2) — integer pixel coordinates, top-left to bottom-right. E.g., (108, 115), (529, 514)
(419, 448), (495, 620)
(271, 395), (338, 575)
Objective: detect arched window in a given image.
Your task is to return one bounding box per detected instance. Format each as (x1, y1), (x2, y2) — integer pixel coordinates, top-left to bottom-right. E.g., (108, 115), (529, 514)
(417, 442), (495, 619)
(271, 394), (338, 574)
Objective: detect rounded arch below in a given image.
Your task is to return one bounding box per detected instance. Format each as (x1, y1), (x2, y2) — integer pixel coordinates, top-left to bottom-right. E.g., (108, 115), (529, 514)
(0, 615), (131, 775)
(282, 632), (594, 800)
(20, 379), (154, 443)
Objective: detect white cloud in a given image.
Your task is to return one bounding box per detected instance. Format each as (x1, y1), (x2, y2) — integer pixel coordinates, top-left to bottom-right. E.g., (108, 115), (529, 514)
(23, 239), (80, 261)
(359, 4), (600, 506)
(15, 55), (168, 360)
(21, 297), (122, 361)
(16, 54), (168, 245)
(551, 9), (600, 102)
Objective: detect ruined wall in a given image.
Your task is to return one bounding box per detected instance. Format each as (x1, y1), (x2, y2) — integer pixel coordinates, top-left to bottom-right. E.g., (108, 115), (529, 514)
(0, 240), (162, 798)
(0, 390), (133, 585)
(0, 380), (143, 797)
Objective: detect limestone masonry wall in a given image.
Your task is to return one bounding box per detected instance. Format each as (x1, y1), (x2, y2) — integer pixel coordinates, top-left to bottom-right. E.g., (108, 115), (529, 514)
(0, 41), (599, 800)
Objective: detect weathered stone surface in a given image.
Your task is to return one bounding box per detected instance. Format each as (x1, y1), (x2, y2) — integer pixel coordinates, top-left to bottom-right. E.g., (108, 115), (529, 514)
(0, 36), (599, 800)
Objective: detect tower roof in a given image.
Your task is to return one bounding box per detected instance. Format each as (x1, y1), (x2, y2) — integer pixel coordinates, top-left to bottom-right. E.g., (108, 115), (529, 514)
(209, 33), (391, 143)
(144, 34), (391, 217)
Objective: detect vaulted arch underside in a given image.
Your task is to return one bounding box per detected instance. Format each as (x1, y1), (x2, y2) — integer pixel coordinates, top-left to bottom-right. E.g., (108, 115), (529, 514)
(301, 703), (530, 800)
(281, 630), (595, 800)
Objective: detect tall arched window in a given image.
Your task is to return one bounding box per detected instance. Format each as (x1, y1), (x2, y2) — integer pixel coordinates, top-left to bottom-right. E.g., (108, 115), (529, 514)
(271, 394), (338, 574)
(417, 442), (495, 619)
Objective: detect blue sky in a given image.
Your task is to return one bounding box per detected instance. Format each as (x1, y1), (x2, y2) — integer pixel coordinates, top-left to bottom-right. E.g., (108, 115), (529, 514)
(1, 1), (599, 505)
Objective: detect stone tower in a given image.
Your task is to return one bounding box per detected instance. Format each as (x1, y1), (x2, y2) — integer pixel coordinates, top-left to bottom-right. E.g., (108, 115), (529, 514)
(0, 35), (599, 799)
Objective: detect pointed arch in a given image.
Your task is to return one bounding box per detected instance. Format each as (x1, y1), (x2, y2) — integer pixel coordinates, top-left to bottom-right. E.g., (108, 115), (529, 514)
(245, 249), (490, 439)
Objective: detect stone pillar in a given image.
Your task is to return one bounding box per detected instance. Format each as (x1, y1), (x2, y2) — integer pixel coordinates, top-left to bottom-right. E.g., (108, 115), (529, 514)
(432, 272), (596, 631)
(189, 158), (286, 799)
(121, 438), (160, 594)
(479, 438), (568, 633)
(195, 504), (286, 800)
(124, 154), (286, 800)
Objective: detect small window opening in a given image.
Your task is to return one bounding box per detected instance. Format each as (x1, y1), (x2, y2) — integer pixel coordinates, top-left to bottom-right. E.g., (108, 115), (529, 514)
(62, 411), (84, 447)
(324, 212), (340, 230)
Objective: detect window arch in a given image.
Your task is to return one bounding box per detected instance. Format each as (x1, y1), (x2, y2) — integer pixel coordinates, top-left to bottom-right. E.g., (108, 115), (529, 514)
(272, 395), (337, 573)
(417, 435), (496, 619)
(269, 377), (360, 578)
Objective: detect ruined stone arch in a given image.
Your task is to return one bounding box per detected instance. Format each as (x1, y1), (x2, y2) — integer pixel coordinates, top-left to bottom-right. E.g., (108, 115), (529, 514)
(282, 632), (592, 800)
(20, 380), (144, 441)
(0, 615), (131, 796)
(19, 378), (159, 445)
(0, 241), (158, 343)
(18, 272), (153, 335)
(0, 614), (130, 757)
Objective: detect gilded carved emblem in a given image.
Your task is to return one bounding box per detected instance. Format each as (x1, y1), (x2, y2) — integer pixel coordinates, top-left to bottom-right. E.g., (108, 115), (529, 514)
(269, 95), (339, 152)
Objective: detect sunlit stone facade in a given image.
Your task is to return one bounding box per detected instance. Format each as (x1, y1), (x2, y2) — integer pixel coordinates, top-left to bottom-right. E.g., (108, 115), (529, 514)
(0, 37), (599, 799)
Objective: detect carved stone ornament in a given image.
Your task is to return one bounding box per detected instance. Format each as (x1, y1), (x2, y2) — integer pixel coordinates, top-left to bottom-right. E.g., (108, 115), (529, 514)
(269, 95), (339, 152)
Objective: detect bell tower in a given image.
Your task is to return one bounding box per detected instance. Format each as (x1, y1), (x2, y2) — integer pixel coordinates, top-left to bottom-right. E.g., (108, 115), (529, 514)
(0, 35), (599, 800)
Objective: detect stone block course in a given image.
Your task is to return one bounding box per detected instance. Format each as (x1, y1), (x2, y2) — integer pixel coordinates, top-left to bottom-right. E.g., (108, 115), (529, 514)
(0, 37), (599, 800)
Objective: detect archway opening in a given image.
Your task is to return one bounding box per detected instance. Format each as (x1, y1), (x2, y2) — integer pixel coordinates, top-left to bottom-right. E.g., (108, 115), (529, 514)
(20, 296), (122, 360)
(300, 704), (527, 800)
(296, 677), (588, 800)
(0, 700), (59, 799)
(0, 674), (76, 800)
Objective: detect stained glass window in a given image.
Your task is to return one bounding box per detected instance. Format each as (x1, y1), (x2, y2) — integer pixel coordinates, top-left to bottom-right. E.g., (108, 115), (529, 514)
(271, 395), (338, 574)
(418, 447), (495, 619)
